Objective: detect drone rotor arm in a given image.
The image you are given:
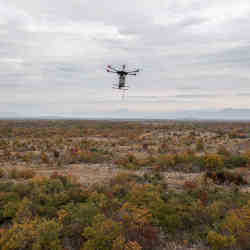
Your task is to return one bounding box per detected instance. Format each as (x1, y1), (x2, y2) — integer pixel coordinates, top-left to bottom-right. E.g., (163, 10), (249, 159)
(106, 69), (118, 73)
(107, 65), (119, 72)
(127, 69), (140, 73)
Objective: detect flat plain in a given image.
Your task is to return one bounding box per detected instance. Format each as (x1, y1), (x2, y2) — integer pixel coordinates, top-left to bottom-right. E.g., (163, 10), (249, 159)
(0, 120), (249, 250)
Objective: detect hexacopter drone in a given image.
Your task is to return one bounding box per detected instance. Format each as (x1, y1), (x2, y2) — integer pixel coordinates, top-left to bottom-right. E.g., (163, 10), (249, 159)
(106, 64), (140, 91)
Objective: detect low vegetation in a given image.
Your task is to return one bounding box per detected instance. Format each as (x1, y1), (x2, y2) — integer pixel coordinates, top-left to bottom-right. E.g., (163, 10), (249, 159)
(0, 120), (249, 249)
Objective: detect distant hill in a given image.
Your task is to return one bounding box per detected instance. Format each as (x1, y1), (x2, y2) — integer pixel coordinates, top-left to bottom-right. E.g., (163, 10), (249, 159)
(108, 108), (250, 120)
(0, 109), (250, 120)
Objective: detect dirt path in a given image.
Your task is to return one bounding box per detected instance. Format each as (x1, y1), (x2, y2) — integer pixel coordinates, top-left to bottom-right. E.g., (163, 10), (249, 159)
(1, 163), (249, 192)
(35, 164), (202, 189)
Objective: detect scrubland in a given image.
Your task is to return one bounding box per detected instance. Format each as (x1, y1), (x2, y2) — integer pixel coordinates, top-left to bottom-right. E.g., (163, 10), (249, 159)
(0, 119), (249, 250)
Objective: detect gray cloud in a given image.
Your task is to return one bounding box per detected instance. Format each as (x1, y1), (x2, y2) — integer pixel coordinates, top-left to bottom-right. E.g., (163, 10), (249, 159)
(237, 93), (250, 96)
(0, 0), (250, 117)
(174, 94), (216, 98)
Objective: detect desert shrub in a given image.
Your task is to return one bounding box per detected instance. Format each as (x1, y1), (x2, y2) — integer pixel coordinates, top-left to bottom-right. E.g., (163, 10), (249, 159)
(59, 202), (99, 249)
(127, 183), (162, 208)
(110, 173), (139, 186)
(115, 153), (141, 170)
(205, 170), (248, 185)
(120, 202), (159, 250)
(208, 201), (250, 250)
(196, 139), (205, 151)
(0, 218), (63, 250)
(124, 241), (142, 250)
(22, 175), (88, 218)
(151, 180), (250, 242)
(200, 154), (224, 170)
(207, 230), (236, 250)
(14, 198), (34, 223)
(206, 201), (227, 223)
(242, 150), (250, 164)
(2, 200), (19, 220)
(68, 148), (110, 164)
(29, 180), (70, 217)
(156, 154), (176, 170)
(40, 152), (49, 164)
(183, 180), (198, 192)
(0, 182), (14, 192)
(7, 167), (20, 179)
(82, 214), (122, 250)
(22, 152), (33, 163)
(7, 168), (35, 179)
(19, 168), (36, 179)
(0, 168), (4, 178)
(223, 155), (248, 169)
(151, 200), (183, 233)
(11, 182), (33, 198)
(32, 219), (63, 250)
(0, 192), (20, 222)
(217, 145), (231, 156)
(142, 172), (164, 185)
(174, 151), (196, 165)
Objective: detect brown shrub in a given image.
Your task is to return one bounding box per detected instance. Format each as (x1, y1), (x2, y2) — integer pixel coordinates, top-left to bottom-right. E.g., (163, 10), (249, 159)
(7, 167), (35, 179)
(19, 168), (36, 179)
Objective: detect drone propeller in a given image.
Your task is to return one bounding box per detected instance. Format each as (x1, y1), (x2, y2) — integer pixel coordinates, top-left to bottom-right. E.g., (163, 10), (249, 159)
(106, 69), (117, 73)
(127, 69), (140, 73)
(107, 65), (119, 72)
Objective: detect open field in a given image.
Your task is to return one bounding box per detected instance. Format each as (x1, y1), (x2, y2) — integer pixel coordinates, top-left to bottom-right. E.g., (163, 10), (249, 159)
(0, 120), (249, 249)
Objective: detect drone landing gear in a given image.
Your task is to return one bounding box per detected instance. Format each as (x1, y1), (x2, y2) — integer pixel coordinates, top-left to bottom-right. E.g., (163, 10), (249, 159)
(112, 88), (129, 90)
(112, 85), (129, 90)
(112, 85), (129, 99)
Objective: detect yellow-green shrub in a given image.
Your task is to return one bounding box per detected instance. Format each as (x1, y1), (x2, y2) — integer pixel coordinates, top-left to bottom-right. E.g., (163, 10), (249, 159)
(208, 201), (250, 249)
(156, 154), (176, 169)
(201, 154), (223, 170)
(0, 218), (62, 250)
(7, 167), (20, 179)
(82, 214), (122, 250)
(207, 230), (236, 250)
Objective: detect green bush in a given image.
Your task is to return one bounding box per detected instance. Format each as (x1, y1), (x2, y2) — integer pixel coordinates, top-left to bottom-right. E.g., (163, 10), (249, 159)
(82, 214), (122, 250)
(223, 155), (248, 169)
(200, 154), (224, 170)
(0, 192), (20, 222)
(0, 171), (249, 250)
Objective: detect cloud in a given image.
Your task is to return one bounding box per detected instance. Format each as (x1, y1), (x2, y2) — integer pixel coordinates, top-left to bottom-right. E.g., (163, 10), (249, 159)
(237, 93), (250, 97)
(0, 0), (250, 117)
(174, 94), (216, 98)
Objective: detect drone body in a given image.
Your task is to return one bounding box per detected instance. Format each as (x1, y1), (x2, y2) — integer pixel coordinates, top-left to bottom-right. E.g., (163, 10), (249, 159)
(106, 64), (140, 91)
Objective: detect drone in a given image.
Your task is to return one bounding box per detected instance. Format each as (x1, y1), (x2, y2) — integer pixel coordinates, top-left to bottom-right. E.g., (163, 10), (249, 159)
(106, 64), (140, 91)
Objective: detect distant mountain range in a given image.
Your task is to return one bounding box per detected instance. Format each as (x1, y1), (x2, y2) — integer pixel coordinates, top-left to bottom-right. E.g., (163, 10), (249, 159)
(0, 108), (250, 120)
(103, 108), (250, 120)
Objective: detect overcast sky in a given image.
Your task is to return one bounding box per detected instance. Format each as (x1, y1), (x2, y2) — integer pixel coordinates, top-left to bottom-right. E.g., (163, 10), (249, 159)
(1, 0), (250, 117)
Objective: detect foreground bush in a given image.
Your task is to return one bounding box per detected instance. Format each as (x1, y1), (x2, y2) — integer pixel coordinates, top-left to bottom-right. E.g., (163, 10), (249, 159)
(0, 173), (249, 249)
(0, 218), (62, 250)
(207, 201), (250, 250)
